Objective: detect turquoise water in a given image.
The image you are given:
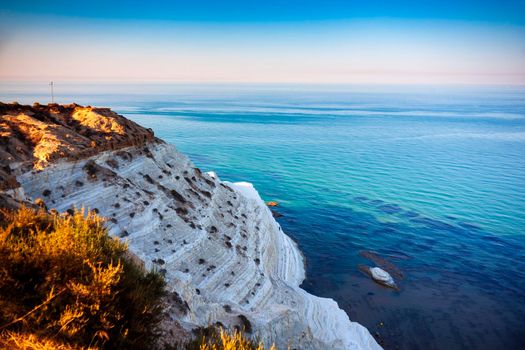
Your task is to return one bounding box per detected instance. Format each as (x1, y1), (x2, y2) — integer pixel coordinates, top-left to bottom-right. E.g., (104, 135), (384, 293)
(2, 83), (525, 349)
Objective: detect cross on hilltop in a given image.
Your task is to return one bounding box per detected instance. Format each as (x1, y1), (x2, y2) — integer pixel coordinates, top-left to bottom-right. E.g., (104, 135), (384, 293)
(49, 81), (54, 103)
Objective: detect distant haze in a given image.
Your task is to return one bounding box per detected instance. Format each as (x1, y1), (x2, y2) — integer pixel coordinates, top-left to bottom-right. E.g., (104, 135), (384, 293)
(1, 0), (524, 85)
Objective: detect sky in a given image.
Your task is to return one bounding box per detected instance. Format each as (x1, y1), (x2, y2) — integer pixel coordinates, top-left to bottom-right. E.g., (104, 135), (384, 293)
(0, 0), (524, 85)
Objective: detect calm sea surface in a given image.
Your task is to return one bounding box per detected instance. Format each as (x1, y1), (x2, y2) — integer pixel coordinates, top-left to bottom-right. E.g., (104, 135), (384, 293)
(2, 83), (525, 349)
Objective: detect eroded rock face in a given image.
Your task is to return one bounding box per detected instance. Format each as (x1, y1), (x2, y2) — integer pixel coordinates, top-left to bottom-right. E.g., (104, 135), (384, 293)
(0, 103), (381, 350)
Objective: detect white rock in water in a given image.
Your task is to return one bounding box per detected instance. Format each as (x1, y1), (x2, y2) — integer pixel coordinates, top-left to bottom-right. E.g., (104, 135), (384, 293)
(370, 267), (396, 288)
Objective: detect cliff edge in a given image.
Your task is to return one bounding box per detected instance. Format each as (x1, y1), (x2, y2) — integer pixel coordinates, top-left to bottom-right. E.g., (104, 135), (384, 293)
(0, 102), (157, 190)
(0, 103), (381, 350)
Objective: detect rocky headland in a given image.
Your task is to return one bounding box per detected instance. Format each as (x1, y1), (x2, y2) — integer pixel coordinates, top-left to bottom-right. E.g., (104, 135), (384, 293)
(0, 102), (381, 350)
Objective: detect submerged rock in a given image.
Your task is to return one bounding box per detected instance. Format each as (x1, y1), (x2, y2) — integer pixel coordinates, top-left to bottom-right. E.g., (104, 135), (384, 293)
(358, 264), (399, 291)
(359, 250), (404, 279)
(271, 209), (283, 218)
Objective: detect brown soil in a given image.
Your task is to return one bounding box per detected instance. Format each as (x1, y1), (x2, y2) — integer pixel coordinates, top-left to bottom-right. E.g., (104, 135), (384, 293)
(0, 102), (161, 190)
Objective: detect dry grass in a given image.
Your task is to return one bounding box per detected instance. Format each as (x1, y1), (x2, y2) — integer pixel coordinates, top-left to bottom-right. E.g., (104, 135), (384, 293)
(0, 207), (165, 350)
(0, 331), (91, 350)
(184, 327), (277, 350)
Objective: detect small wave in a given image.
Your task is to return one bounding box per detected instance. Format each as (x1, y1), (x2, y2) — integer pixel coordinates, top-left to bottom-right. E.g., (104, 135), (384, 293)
(392, 132), (525, 142)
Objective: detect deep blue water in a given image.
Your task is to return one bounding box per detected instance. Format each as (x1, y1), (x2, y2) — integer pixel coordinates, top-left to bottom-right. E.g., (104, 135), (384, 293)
(2, 83), (525, 349)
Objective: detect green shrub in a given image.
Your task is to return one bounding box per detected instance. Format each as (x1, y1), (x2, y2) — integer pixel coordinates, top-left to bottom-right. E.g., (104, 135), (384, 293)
(0, 207), (165, 350)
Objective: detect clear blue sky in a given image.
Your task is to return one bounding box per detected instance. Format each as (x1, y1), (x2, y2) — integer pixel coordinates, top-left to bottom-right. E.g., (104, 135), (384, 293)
(2, 0), (525, 24)
(1, 0), (524, 84)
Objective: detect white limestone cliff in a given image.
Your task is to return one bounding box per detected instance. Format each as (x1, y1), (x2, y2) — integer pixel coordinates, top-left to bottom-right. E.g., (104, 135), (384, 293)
(12, 142), (381, 350)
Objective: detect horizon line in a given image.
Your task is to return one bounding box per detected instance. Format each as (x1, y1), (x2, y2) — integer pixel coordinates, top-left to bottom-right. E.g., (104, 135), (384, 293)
(2, 79), (525, 87)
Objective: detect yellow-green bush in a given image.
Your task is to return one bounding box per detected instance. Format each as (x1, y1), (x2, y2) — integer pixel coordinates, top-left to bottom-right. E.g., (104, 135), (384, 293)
(0, 207), (165, 350)
(185, 327), (276, 350)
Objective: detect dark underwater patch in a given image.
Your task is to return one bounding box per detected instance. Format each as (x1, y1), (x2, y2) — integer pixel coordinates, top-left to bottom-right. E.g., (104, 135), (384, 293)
(380, 250), (412, 261)
(410, 216), (456, 231)
(374, 226), (399, 236)
(378, 204), (403, 214)
(401, 210), (420, 218)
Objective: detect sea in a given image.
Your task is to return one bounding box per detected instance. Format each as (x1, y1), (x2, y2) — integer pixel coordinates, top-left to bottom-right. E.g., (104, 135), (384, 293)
(2, 82), (524, 350)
